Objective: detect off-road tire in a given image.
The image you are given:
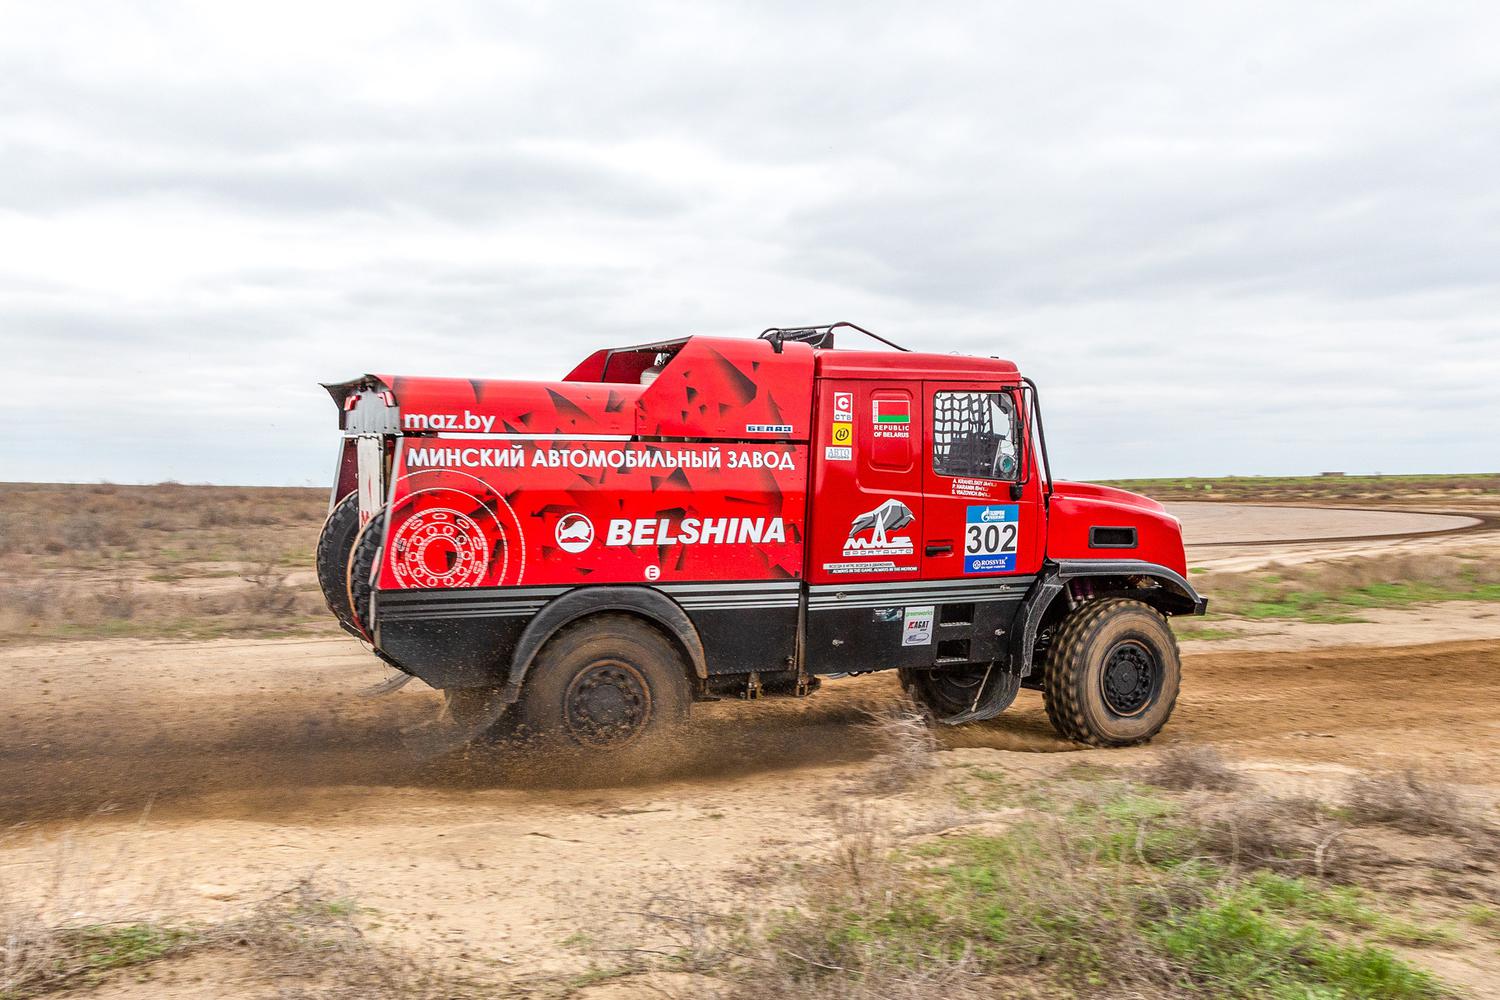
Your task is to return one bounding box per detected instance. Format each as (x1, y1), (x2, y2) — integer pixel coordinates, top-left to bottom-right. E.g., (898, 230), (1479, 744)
(316, 492), (363, 636)
(1042, 597), (1180, 747)
(901, 665), (1021, 722)
(512, 614), (692, 752)
(346, 506), (387, 640)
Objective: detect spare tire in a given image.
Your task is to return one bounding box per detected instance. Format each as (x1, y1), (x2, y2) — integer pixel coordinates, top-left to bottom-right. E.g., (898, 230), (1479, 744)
(346, 506), (387, 641)
(316, 492), (363, 636)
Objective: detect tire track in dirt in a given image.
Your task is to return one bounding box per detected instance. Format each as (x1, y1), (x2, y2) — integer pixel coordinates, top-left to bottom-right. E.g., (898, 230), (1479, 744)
(4, 637), (1497, 824)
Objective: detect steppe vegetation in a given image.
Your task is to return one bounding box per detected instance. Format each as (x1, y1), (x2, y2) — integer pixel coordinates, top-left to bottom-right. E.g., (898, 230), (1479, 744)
(7, 738), (1491, 998)
(2, 477), (1498, 645)
(1100, 473), (1500, 504)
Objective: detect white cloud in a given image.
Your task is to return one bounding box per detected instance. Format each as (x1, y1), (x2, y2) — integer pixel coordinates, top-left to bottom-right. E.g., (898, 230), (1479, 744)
(1, 0), (1497, 484)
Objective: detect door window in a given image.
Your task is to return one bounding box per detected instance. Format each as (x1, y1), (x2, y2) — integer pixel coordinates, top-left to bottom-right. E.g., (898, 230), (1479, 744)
(932, 391), (1019, 481)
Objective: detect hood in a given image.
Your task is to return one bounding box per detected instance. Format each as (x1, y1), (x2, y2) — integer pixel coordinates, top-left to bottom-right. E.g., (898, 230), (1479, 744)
(1048, 480), (1169, 516)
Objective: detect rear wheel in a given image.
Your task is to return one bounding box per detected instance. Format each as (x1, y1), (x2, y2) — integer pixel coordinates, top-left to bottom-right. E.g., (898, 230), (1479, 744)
(1042, 598), (1180, 747)
(315, 493), (362, 635)
(513, 615), (692, 752)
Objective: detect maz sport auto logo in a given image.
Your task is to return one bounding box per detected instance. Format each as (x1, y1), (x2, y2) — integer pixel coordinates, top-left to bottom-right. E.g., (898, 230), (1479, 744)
(844, 498), (915, 557)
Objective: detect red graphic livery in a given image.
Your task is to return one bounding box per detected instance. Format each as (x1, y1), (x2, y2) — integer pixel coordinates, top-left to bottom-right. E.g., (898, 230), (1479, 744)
(319, 323), (1205, 750)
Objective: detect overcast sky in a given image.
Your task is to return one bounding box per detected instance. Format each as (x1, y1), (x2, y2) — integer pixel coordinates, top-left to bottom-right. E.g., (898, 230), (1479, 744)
(3, 1), (1497, 486)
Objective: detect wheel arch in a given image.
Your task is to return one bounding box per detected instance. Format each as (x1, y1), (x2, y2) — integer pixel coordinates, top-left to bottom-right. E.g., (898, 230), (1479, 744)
(500, 587), (708, 703)
(1010, 559), (1205, 677)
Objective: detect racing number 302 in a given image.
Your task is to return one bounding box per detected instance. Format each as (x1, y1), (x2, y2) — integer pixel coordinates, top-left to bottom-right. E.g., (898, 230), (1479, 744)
(962, 504), (1020, 573)
(966, 521), (1016, 556)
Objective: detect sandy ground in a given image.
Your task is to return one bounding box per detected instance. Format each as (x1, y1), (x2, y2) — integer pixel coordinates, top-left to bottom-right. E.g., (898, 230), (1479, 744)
(3, 502), (1500, 996)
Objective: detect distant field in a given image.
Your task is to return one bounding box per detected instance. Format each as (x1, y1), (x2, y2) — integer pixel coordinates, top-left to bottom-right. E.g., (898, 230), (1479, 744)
(1, 475), (1496, 644)
(1100, 473), (1500, 504)
(0, 482), (330, 644)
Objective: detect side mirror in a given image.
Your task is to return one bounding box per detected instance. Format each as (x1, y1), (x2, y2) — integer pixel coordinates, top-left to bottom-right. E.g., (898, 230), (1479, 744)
(1009, 481), (1024, 501)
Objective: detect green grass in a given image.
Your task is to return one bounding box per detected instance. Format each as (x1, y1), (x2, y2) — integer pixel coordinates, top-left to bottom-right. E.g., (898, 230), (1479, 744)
(739, 783), (1455, 999)
(1223, 580), (1500, 623)
(1173, 625), (1242, 641)
(1099, 473), (1500, 503)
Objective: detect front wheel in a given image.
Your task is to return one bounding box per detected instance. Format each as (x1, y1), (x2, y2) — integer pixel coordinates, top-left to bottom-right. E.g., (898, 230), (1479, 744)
(513, 614), (692, 753)
(1042, 598), (1180, 747)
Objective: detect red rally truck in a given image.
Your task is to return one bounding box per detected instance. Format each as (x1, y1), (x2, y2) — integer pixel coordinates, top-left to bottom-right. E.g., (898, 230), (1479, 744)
(318, 324), (1206, 750)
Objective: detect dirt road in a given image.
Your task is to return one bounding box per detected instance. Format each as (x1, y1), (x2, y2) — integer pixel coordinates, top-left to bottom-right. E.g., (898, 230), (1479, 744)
(5, 629), (1499, 825)
(3, 630), (1498, 991)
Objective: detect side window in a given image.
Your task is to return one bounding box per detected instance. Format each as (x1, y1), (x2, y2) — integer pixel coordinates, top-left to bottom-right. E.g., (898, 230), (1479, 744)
(932, 391), (1019, 481)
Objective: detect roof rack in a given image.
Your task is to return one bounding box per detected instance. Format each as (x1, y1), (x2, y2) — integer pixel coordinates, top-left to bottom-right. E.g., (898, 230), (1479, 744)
(759, 321), (911, 354)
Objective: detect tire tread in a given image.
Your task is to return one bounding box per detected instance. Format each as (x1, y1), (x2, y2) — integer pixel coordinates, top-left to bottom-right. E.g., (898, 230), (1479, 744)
(1042, 597), (1180, 747)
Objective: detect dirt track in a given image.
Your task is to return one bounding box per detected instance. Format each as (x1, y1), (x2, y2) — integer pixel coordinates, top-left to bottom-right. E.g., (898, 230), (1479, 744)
(4, 635), (1500, 826)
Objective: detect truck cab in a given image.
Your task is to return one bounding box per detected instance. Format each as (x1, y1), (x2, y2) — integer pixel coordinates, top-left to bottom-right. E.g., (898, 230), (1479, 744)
(319, 323), (1205, 751)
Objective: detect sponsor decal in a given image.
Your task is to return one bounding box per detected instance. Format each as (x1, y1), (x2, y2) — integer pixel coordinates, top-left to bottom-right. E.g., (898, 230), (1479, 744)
(843, 498), (915, 558)
(404, 445), (797, 472)
(822, 561), (916, 575)
(830, 422), (853, 446)
(644, 565), (661, 582)
(389, 508), (490, 588)
(404, 410), (497, 433)
(872, 607), (902, 623)
(872, 399), (911, 440)
(902, 605), (935, 646)
(745, 423), (793, 434)
(833, 391), (854, 422)
(824, 446), (852, 461)
(605, 517), (786, 546)
(554, 512), (595, 553)
(964, 504), (1019, 573)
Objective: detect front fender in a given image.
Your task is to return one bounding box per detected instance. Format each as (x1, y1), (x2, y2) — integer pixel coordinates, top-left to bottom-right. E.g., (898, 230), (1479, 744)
(1008, 559), (1207, 677)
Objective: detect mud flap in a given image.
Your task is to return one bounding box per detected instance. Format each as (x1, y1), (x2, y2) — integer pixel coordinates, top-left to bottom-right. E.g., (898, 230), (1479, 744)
(357, 671), (414, 697)
(399, 693), (513, 760)
(935, 664), (1022, 726)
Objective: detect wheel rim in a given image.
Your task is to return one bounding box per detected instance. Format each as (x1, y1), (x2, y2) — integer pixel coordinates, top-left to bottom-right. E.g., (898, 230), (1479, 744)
(563, 659), (653, 748)
(1099, 640), (1161, 717)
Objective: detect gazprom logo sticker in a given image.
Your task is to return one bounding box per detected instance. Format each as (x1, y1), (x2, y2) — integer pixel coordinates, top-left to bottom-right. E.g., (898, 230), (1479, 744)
(963, 504), (1019, 574)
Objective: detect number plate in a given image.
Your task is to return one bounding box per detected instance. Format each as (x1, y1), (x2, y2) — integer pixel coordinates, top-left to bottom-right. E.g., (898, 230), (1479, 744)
(963, 504), (1018, 573)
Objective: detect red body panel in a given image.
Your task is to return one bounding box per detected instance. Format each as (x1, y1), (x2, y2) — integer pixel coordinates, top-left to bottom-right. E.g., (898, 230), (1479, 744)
(376, 438), (806, 589)
(382, 375), (640, 437)
(634, 338), (813, 440)
(1044, 481), (1188, 576)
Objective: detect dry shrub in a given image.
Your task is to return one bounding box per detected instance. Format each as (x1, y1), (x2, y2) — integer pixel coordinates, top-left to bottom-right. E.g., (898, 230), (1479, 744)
(857, 696), (939, 794)
(241, 559), (299, 615)
(1194, 795), (1350, 879)
(216, 878), (459, 999)
(1, 876), (465, 1000)
(1144, 746), (1246, 792)
(1344, 771), (1496, 844)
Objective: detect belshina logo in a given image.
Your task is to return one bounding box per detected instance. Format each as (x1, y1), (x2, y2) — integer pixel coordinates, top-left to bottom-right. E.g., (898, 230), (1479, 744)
(844, 499), (915, 557)
(555, 512), (595, 553)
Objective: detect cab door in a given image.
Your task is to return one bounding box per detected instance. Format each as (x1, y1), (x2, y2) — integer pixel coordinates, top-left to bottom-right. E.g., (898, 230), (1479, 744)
(919, 382), (1044, 581)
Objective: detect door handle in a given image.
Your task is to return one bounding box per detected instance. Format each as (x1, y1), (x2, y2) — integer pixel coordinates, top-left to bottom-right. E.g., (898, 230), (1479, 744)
(925, 542), (953, 556)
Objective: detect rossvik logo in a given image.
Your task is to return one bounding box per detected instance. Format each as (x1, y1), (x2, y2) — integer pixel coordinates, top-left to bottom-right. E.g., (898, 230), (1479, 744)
(844, 498), (915, 557)
(555, 513), (595, 553)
